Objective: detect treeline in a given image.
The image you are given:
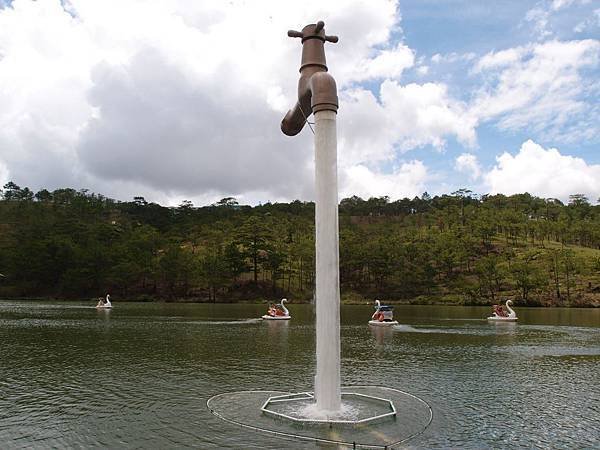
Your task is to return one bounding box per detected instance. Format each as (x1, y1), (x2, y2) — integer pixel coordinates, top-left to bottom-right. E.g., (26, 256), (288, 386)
(1, 182), (599, 306)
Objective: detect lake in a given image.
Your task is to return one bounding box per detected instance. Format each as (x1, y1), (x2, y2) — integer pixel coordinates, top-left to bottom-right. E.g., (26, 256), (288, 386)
(1, 301), (598, 448)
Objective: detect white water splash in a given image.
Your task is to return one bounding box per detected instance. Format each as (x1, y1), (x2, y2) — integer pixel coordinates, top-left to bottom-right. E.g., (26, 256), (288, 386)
(299, 401), (359, 421)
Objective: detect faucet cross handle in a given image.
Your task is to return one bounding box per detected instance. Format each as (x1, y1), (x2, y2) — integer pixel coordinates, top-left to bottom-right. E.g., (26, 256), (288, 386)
(287, 20), (339, 44)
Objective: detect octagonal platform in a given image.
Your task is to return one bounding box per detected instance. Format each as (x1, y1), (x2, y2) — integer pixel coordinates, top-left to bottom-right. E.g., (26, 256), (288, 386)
(261, 391), (396, 426)
(207, 385), (432, 449)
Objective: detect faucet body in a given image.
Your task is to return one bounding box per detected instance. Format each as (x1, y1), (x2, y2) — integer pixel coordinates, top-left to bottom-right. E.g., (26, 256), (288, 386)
(281, 22), (338, 136)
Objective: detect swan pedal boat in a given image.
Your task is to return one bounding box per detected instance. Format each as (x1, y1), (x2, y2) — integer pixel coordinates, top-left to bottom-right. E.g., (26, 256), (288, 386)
(487, 300), (517, 322)
(95, 294), (112, 309)
(369, 300), (398, 326)
(262, 298), (291, 320)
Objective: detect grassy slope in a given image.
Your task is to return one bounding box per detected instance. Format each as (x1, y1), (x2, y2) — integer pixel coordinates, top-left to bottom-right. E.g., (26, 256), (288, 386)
(340, 238), (600, 307)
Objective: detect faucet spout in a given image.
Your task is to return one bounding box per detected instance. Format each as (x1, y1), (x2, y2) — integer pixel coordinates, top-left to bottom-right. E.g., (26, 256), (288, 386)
(281, 21), (338, 136)
(282, 71), (338, 136)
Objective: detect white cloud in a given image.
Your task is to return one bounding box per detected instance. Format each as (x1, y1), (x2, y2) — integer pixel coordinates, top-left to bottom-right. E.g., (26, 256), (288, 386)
(340, 160), (428, 200)
(551, 0), (575, 11)
(573, 8), (600, 33)
(525, 7), (549, 37)
(484, 140), (600, 201)
(573, 21), (586, 33)
(338, 81), (476, 170)
(455, 153), (481, 180)
(2, 0), (596, 206)
(378, 81), (476, 150)
(524, 0), (593, 38)
(473, 47), (527, 72)
(347, 43), (414, 82)
(430, 52), (476, 64)
(0, 0), (471, 205)
(78, 51), (313, 198)
(471, 39), (600, 143)
(551, 0), (590, 11)
(0, 0), (417, 204)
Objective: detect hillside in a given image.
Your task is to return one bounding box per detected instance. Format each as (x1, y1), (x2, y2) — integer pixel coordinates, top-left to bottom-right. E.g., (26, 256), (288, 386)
(1, 182), (599, 306)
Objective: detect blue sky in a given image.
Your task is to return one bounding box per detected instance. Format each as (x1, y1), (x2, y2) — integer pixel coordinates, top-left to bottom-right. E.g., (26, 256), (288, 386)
(0, 0), (599, 204)
(388, 0), (600, 197)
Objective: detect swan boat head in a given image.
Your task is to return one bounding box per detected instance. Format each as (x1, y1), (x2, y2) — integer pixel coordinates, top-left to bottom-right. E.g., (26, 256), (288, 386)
(280, 298), (289, 315)
(505, 299), (516, 318)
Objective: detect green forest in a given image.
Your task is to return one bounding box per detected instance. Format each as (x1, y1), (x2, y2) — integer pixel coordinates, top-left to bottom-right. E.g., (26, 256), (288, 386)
(1, 181), (599, 306)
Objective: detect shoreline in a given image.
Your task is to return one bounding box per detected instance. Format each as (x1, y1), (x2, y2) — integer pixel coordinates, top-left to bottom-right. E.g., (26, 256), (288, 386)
(1, 295), (599, 308)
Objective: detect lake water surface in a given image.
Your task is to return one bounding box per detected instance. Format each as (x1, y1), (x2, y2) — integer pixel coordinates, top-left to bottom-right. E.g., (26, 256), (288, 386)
(1, 301), (599, 448)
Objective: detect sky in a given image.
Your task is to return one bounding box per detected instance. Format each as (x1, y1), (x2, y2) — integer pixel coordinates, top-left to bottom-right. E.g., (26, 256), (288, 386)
(0, 0), (598, 206)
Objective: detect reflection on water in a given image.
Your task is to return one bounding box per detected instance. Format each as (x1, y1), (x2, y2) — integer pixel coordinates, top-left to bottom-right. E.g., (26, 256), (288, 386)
(369, 323), (394, 345)
(0, 301), (599, 449)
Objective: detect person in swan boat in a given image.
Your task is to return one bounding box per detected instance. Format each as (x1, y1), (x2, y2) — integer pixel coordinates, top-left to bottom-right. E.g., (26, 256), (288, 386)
(272, 305), (285, 316)
(492, 304), (506, 317)
(372, 305), (394, 322)
(266, 299), (290, 317)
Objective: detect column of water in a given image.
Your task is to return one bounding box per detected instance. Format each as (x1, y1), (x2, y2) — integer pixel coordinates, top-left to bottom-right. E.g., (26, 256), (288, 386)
(313, 109), (341, 413)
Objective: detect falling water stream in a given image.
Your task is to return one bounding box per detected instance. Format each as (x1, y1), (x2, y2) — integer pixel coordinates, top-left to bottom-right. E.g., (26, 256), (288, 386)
(313, 109), (341, 413)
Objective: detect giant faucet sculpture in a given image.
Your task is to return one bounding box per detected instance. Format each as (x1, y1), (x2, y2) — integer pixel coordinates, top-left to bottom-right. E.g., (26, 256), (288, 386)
(281, 21), (338, 136)
(282, 21), (341, 413)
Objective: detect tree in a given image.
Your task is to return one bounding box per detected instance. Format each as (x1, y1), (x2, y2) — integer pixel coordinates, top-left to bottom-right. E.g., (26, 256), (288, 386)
(214, 197), (239, 207)
(264, 247), (286, 291)
(200, 246), (229, 302)
(238, 215), (270, 283)
(475, 255), (505, 302)
(451, 188), (473, 226)
(473, 210), (496, 253)
(2, 182), (27, 201)
(223, 241), (248, 281)
(510, 251), (544, 303)
(35, 189), (52, 202)
(547, 249), (562, 300)
(159, 244), (197, 297)
(562, 249), (578, 302)
(568, 194), (589, 207)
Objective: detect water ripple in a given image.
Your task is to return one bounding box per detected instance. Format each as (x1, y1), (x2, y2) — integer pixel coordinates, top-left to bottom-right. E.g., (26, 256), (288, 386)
(1, 301), (599, 449)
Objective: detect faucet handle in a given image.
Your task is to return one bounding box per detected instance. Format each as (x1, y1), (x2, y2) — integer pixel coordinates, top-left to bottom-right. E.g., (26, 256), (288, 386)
(316, 21), (338, 43)
(288, 22), (339, 43)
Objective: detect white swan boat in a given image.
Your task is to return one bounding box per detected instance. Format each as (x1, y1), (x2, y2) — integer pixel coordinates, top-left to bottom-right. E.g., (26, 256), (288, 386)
(368, 300), (398, 326)
(96, 294), (112, 309)
(487, 299), (517, 322)
(262, 298), (291, 320)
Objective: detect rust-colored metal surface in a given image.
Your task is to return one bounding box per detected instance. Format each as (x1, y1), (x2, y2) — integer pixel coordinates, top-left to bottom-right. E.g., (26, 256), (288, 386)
(281, 21), (338, 136)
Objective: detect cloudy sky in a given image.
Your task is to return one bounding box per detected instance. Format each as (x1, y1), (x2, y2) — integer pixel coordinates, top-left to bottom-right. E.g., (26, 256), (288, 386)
(0, 0), (598, 205)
